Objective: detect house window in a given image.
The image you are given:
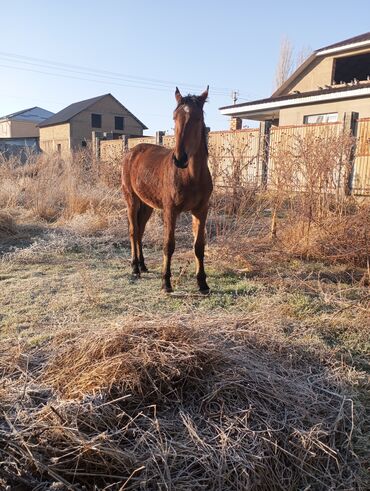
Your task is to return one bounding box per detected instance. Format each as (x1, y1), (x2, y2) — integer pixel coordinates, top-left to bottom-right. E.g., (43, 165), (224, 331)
(115, 116), (124, 131)
(333, 52), (370, 84)
(57, 143), (61, 153)
(303, 113), (338, 124)
(91, 113), (102, 128)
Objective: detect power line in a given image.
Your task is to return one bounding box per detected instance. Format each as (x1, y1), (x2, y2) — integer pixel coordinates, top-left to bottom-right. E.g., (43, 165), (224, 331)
(0, 51), (250, 98)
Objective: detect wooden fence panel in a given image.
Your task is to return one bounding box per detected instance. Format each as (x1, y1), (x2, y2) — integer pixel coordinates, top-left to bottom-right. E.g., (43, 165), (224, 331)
(269, 122), (346, 193)
(99, 123), (369, 196)
(100, 140), (124, 161)
(353, 119), (370, 195)
(207, 129), (260, 187)
(127, 136), (156, 149)
(162, 135), (175, 148)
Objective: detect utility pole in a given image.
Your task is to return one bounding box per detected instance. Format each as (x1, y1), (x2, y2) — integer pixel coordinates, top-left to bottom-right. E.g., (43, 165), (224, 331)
(231, 90), (239, 105)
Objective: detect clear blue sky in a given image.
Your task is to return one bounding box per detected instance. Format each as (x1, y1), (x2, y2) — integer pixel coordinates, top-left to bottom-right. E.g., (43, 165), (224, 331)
(1, 1), (369, 133)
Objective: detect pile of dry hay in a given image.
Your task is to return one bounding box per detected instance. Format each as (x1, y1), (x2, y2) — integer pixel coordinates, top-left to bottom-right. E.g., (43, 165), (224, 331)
(0, 317), (366, 490)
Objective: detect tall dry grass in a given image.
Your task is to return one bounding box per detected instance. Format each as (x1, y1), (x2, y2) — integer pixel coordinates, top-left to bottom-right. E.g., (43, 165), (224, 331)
(0, 149), (124, 233)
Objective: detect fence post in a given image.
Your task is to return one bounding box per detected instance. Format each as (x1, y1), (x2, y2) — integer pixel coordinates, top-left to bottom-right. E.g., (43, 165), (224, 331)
(122, 135), (129, 152)
(342, 112), (358, 195)
(205, 126), (210, 146)
(92, 131), (101, 160)
(156, 131), (165, 145)
(258, 121), (272, 188)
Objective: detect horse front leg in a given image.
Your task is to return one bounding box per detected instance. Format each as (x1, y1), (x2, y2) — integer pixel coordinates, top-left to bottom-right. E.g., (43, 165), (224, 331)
(162, 209), (177, 293)
(127, 200), (140, 276)
(192, 206), (210, 293)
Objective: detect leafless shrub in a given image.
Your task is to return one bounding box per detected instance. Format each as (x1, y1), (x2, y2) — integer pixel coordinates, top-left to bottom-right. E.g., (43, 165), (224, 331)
(267, 128), (369, 266)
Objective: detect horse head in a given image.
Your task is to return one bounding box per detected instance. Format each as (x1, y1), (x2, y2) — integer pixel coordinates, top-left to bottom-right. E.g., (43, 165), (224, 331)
(172, 86), (209, 169)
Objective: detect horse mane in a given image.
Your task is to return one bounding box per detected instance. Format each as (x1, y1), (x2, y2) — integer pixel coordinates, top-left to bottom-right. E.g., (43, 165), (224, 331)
(177, 94), (202, 108)
(201, 123), (209, 156)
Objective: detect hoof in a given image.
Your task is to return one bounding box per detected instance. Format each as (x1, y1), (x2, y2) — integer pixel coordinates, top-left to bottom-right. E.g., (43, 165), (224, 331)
(199, 287), (210, 295)
(162, 285), (173, 294)
(139, 264), (149, 273)
(131, 271), (141, 279)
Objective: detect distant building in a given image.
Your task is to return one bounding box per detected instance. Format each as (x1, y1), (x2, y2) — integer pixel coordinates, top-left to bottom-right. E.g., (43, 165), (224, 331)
(220, 32), (370, 127)
(38, 93), (147, 154)
(0, 106), (54, 139)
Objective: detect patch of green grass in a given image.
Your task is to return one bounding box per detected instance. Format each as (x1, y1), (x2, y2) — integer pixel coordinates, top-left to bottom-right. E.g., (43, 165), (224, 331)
(284, 292), (335, 319)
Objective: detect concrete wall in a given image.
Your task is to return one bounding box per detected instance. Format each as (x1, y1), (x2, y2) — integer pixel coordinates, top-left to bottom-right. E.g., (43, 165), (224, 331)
(10, 120), (40, 138)
(69, 96), (144, 150)
(279, 97), (370, 126)
(39, 123), (70, 154)
(0, 120), (40, 138)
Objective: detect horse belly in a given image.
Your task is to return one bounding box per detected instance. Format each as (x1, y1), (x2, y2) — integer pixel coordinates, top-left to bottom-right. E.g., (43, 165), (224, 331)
(135, 187), (163, 210)
(132, 174), (163, 210)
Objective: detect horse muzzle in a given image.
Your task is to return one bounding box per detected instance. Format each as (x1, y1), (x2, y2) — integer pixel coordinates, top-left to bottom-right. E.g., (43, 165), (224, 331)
(172, 152), (188, 169)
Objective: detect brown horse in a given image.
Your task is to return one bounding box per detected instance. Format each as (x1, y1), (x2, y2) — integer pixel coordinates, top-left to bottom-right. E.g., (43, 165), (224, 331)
(121, 86), (213, 293)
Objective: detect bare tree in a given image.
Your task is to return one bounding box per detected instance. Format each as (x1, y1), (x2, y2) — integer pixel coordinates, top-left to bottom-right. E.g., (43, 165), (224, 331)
(296, 45), (312, 67)
(274, 37), (294, 90)
(274, 37), (313, 90)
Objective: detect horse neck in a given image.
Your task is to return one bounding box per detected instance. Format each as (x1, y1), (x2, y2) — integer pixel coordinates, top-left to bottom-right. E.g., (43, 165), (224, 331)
(187, 128), (208, 180)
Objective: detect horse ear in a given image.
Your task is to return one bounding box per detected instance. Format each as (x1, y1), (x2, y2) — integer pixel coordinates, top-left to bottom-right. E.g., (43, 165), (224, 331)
(175, 87), (183, 104)
(198, 85), (209, 106)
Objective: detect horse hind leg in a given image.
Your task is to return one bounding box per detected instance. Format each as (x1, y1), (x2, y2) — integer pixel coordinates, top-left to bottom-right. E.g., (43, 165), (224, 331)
(126, 196), (141, 276)
(137, 202), (153, 272)
(162, 209), (177, 293)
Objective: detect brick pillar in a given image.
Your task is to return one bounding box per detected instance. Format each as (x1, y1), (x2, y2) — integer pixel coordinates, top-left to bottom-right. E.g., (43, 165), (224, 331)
(230, 117), (242, 131)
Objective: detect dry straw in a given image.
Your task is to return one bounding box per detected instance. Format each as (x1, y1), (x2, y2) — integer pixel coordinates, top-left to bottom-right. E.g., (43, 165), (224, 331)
(0, 317), (366, 490)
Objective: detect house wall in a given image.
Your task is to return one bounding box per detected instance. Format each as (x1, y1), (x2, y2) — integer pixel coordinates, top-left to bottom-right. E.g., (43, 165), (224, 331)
(69, 96), (144, 150)
(9, 120), (40, 138)
(286, 47), (370, 94)
(279, 97), (370, 126)
(0, 121), (11, 138)
(0, 120), (40, 138)
(39, 123), (70, 154)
